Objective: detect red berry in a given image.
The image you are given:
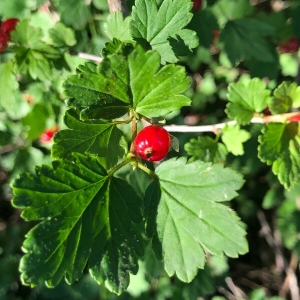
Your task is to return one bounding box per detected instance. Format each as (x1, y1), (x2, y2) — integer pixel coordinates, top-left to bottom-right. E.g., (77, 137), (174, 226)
(134, 125), (171, 162)
(192, 0), (202, 11)
(0, 29), (8, 52)
(278, 37), (300, 54)
(1, 18), (19, 36)
(39, 126), (59, 143)
(288, 114), (300, 122)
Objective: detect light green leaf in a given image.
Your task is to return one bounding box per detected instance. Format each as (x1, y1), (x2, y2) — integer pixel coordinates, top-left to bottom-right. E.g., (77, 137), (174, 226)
(130, 0), (198, 63)
(104, 12), (133, 41)
(12, 153), (144, 294)
(49, 22), (76, 47)
(0, 0), (40, 18)
(64, 43), (191, 119)
(268, 81), (299, 114)
(226, 78), (271, 124)
(258, 123), (300, 189)
(0, 61), (19, 113)
(184, 136), (227, 163)
(220, 18), (275, 65)
(52, 110), (125, 169)
(11, 20), (61, 81)
(155, 158), (247, 282)
(222, 125), (251, 156)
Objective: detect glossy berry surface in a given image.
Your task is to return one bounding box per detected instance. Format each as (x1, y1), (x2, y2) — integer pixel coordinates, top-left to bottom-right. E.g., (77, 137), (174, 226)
(1, 18), (19, 35)
(0, 29), (8, 52)
(278, 37), (300, 54)
(134, 125), (170, 162)
(40, 126), (59, 143)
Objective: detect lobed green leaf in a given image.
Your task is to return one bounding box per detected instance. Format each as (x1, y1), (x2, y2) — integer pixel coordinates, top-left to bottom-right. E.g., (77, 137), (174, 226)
(52, 110), (125, 169)
(12, 153), (144, 294)
(258, 123), (300, 189)
(154, 158), (248, 282)
(130, 0), (198, 64)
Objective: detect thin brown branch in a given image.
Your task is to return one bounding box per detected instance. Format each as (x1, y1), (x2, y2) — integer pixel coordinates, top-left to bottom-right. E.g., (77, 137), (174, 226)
(0, 139), (26, 155)
(107, 0), (128, 16)
(257, 210), (299, 300)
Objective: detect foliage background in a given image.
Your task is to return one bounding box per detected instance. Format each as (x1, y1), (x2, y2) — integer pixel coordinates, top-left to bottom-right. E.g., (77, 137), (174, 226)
(1, 0), (300, 299)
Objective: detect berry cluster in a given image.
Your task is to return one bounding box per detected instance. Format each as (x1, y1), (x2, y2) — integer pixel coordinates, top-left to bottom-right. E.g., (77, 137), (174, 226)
(278, 37), (300, 54)
(0, 18), (19, 52)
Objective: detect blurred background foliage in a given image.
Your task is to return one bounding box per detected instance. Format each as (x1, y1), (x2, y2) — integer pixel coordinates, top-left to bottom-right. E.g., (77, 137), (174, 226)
(1, 0), (300, 299)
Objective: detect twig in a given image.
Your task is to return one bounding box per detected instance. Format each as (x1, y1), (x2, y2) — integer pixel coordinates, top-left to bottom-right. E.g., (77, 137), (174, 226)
(77, 52), (103, 63)
(163, 112), (300, 133)
(257, 210), (299, 300)
(279, 253), (299, 300)
(107, 0), (129, 16)
(225, 277), (248, 299)
(0, 139), (26, 155)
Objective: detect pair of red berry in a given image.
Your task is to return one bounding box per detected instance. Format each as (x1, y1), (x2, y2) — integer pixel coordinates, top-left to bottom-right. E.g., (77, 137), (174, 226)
(0, 18), (19, 52)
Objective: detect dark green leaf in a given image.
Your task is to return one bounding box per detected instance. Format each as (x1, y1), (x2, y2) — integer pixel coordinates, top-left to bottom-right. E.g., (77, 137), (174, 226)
(64, 43), (191, 118)
(130, 0), (198, 63)
(12, 153), (144, 294)
(52, 110), (125, 169)
(155, 158), (247, 282)
(220, 18), (275, 65)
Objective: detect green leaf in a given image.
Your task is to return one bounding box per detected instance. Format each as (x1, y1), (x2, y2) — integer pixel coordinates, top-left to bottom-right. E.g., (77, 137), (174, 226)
(11, 20), (61, 81)
(220, 18), (275, 65)
(57, 0), (91, 30)
(0, 0), (41, 18)
(52, 110), (125, 169)
(12, 153), (144, 294)
(226, 78), (271, 124)
(258, 123), (300, 189)
(0, 61), (19, 114)
(22, 103), (51, 140)
(64, 43), (191, 119)
(184, 136), (227, 163)
(49, 22), (76, 47)
(211, 0), (254, 26)
(268, 81), (298, 114)
(188, 10), (219, 49)
(155, 158), (247, 282)
(104, 12), (133, 41)
(222, 125), (251, 156)
(130, 0), (198, 63)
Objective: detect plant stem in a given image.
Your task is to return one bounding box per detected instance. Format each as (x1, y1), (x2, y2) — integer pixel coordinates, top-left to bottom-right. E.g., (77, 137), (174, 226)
(137, 162), (157, 178)
(107, 0), (129, 16)
(129, 110), (137, 154)
(108, 154), (133, 176)
(163, 112), (300, 133)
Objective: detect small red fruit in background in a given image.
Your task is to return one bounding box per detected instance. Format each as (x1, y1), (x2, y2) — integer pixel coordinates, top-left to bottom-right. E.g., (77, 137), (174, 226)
(0, 29), (8, 52)
(40, 126), (60, 143)
(1, 18), (19, 36)
(288, 114), (300, 122)
(134, 125), (171, 162)
(192, 0), (202, 11)
(278, 37), (300, 54)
